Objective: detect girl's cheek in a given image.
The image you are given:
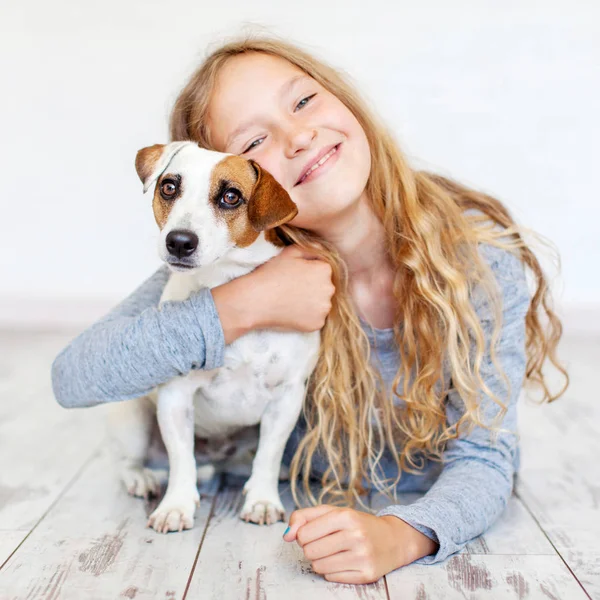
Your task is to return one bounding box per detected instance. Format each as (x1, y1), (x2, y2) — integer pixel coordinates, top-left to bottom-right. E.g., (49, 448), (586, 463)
(257, 153), (286, 189)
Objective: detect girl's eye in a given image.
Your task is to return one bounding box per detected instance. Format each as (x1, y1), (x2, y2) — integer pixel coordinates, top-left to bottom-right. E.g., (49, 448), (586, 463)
(242, 137), (265, 154)
(240, 93), (316, 154)
(295, 93), (317, 112)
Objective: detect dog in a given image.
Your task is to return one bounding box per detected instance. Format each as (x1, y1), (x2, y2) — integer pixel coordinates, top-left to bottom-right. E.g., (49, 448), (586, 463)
(106, 141), (320, 533)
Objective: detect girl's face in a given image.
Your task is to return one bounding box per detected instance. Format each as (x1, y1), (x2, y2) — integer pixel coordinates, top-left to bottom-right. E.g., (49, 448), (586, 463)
(206, 52), (372, 231)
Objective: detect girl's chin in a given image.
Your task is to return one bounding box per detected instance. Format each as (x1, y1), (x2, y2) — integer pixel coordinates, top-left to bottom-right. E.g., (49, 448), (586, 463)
(288, 192), (361, 229)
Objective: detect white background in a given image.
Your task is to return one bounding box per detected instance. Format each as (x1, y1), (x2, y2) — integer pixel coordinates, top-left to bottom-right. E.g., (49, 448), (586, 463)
(1, 0), (598, 331)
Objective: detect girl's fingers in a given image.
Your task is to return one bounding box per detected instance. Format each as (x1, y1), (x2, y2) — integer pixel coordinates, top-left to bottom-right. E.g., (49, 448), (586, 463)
(312, 550), (357, 577)
(283, 505), (337, 542)
(324, 571), (375, 585)
(302, 530), (352, 561)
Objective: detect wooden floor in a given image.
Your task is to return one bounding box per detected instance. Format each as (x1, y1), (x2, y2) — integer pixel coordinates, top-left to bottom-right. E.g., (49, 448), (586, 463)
(0, 330), (598, 600)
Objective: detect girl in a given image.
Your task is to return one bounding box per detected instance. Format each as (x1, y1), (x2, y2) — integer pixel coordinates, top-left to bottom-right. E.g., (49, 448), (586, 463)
(51, 35), (568, 584)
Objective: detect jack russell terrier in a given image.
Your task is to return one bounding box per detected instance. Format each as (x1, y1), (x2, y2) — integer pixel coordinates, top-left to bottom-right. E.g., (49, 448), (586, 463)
(107, 141), (321, 533)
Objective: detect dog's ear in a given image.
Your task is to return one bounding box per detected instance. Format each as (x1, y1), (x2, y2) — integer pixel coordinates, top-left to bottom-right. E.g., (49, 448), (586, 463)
(135, 141), (191, 193)
(247, 160), (298, 231)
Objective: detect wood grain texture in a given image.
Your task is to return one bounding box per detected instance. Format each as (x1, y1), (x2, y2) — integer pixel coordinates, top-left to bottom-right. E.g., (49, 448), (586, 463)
(0, 331), (105, 532)
(385, 555), (589, 599)
(0, 448), (220, 600)
(516, 335), (600, 598)
(0, 532), (28, 570)
(0, 330), (598, 599)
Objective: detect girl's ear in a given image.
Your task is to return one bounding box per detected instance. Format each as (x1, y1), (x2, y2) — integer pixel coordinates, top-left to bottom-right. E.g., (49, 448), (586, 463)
(247, 160), (298, 231)
(135, 141), (191, 193)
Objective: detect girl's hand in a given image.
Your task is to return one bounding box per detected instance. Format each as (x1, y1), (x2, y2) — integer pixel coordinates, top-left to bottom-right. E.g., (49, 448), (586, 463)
(212, 245), (335, 344)
(250, 244), (335, 332)
(282, 505), (438, 584)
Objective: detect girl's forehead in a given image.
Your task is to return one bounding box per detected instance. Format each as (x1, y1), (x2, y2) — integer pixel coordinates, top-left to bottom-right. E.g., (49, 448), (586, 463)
(220, 52), (305, 84)
(207, 54), (312, 149)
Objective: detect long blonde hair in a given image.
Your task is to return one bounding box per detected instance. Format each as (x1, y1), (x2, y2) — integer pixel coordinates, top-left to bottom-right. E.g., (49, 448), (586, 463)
(169, 33), (568, 510)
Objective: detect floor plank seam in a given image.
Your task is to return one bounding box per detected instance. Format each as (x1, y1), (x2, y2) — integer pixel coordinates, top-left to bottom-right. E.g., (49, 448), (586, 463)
(182, 472), (225, 600)
(515, 487), (592, 600)
(0, 442), (103, 573)
(382, 573), (391, 600)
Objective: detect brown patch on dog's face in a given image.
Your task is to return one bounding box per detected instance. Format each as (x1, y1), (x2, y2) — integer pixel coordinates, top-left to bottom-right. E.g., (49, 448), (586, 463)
(135, 144), (183, 229)
(152, 173), (182, 229)
(210, 156), (259, 247)
(210, 156), (298, 248)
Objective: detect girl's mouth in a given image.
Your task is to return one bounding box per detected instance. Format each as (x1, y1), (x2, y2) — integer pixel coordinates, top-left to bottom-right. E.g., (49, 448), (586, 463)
(295, 144), (341, 186)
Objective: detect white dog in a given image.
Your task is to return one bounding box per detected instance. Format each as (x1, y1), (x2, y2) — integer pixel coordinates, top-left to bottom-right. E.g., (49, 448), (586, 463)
(107, 141), (320, 533)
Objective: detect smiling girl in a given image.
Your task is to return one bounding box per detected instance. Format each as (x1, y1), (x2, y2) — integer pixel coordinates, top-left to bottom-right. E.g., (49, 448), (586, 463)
(52, 35), (568, 584)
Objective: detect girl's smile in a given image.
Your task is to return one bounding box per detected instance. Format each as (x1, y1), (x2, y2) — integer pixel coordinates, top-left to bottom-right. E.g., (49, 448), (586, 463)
(294, 142), (342, 186)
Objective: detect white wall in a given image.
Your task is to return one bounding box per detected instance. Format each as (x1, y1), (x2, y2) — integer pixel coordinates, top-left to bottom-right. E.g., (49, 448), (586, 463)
(1, 0), (598, 331)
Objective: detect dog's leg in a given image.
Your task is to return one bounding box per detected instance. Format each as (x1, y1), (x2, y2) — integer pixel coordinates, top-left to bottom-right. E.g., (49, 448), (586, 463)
(147, 378), (199, 533)
(240, 384), (306, 525)
(107, 394), (161, 499)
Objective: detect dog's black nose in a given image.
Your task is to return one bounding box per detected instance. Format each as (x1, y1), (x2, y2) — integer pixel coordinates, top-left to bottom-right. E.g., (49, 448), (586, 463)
(166, 230), (199, 259)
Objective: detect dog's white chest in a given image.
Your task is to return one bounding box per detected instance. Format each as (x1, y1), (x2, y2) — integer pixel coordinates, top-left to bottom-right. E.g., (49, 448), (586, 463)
(158, 268), (319, 439)
(187, 329), (317, 437)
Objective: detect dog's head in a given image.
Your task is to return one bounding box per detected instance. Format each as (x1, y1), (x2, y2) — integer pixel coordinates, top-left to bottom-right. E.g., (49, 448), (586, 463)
(134, 141), (298, 272)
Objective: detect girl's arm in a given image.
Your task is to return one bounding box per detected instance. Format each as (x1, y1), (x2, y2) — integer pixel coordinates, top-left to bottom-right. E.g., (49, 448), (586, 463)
(51, 246), (335, 410)
(50, 265), (228, 409)
(375, 242), (530, 564)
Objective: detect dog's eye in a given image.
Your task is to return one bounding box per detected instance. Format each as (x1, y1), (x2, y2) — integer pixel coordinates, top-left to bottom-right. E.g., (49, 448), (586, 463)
(221, 189), (242, 208)
(161, 180), (177, 197)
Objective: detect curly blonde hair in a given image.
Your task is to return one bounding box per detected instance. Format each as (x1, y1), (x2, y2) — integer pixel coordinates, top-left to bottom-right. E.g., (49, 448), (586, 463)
(168, 32), (568, 511)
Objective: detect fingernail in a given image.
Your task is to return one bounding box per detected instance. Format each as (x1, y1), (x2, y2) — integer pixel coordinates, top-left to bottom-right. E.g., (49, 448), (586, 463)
(283, 526), (290, 537)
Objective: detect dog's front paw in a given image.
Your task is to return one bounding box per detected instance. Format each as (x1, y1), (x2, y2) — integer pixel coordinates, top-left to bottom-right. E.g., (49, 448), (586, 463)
(240, 482), (285, 525)
(120, 465), (161, 499)
(147, 488), (200, 533)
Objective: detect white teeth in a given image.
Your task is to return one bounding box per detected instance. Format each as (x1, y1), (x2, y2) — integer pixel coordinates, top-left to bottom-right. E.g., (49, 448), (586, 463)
(300, 145), (338, 183)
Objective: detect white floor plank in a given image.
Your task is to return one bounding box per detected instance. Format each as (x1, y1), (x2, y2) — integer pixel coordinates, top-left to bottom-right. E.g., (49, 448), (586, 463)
(0, 332), (106, 532)
(0, 447), (219, 600)
(0, 330), (597, 598)
(0, 531), (28, 569)
(385, 554), (589, 599)
(187, 481), (389, 599)
(517, 335), (600, 598)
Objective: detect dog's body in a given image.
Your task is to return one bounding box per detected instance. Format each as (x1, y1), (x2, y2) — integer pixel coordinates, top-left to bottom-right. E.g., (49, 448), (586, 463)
(161, 260), (319, 441)
(107, 142), (320, 533)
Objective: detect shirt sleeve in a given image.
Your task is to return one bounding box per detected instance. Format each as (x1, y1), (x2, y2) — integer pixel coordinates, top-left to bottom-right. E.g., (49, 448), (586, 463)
(375, 242), (530, 564)
(50, 265), (226, 409)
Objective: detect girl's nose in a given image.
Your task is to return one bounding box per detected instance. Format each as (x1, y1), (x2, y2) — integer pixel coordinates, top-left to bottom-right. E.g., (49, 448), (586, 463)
(284, 126), (318, 158)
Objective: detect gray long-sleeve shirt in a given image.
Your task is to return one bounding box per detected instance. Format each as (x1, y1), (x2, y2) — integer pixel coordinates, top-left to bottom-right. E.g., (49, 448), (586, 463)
(51, 242), (529, 565)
